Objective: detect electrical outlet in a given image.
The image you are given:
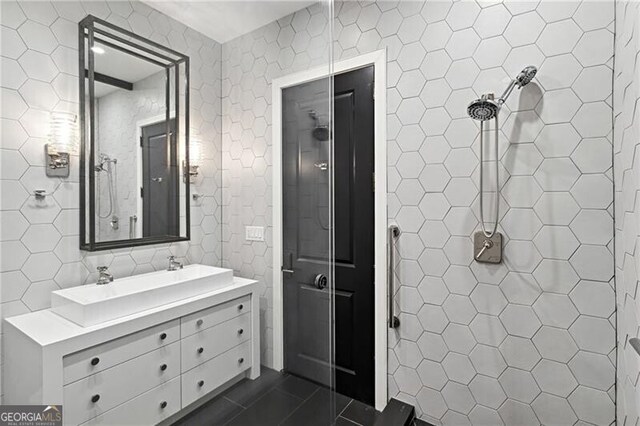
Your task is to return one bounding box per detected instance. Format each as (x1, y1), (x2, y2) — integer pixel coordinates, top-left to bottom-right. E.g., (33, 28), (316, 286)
(245, 226), (265, 242)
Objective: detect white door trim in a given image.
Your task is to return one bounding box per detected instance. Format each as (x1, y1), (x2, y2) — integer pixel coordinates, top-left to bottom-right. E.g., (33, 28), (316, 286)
(271, 49), (388, 411)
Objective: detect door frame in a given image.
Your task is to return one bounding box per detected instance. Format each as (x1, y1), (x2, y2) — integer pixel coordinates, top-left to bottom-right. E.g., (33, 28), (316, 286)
(271, 49), (388, 411)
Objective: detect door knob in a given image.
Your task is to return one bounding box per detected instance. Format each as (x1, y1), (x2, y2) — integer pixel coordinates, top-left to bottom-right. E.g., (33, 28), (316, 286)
(314, 274), (327, 290)
(151, 177), (163, 182)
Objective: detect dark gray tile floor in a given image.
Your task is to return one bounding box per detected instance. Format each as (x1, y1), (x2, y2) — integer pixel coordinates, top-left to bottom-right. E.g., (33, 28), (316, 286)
(172, 367), (378, 426)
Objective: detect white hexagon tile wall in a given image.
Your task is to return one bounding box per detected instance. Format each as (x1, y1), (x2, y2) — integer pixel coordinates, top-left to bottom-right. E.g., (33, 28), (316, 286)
(220, 1), (617, 425)
(0, 0), (222, 401)
(0, 0), (623, 424)
(614, 1), (640, 425)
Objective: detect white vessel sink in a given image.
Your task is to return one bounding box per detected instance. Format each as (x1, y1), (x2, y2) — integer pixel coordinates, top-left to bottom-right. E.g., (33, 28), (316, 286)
(51, 264), (234, 327)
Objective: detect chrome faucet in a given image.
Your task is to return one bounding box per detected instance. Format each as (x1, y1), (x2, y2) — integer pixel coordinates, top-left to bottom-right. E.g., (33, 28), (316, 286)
(96, 266), (113, 285)
(167, 256), (183, 271)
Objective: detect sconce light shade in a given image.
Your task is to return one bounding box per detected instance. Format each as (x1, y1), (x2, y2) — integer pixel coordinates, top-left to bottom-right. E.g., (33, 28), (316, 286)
(49, 112), (79, 154)
(45, 112), (78, 177)
(184, 132), (202, 184)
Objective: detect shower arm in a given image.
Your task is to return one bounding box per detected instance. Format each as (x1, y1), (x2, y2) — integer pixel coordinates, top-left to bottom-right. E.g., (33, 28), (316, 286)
(497, 79), (518, 105)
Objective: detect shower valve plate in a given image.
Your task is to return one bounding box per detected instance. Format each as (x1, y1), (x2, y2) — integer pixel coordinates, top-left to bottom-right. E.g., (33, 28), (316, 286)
(474, 231), (503, 264)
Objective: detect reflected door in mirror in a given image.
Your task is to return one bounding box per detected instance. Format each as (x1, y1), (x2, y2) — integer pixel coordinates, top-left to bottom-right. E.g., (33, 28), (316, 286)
(141, 120), (179, 238)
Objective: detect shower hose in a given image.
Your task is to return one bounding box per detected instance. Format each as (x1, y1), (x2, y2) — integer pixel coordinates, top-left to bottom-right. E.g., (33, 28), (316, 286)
(478, 116), (499, 238)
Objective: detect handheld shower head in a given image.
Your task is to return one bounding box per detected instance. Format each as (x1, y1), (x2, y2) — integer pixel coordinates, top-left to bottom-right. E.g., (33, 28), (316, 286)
(494, 65), (538, 106)
(516, 66), (538, 88)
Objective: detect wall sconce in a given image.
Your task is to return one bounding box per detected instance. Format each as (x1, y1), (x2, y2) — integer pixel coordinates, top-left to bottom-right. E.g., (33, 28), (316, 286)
(184, 133), (202, 184)
(46, 112), (78, 178)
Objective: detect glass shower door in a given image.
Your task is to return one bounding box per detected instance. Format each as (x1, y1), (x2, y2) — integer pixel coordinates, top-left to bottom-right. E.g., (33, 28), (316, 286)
(274, 0), (338, 423)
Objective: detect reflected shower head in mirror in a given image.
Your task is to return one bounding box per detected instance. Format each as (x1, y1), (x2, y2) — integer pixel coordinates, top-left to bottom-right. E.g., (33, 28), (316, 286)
(308, 110), (330, 141)
(95, 153), (117, 172)
(467, 65), (538, 121)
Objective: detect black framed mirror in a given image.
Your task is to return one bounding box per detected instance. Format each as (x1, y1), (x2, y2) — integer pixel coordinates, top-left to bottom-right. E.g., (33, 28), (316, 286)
(79, 15), (190, 251)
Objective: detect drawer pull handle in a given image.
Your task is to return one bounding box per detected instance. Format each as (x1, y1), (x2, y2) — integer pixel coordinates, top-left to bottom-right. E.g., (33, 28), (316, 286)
(238, 357), (244, 364)
(238, 329), (244, 335)
(160, 364), (167, 371)
(160, 333), (167, 340)
(91, 394), (100, 403)
(197, 347), (204, 354)
(160, 401), (167, 409)
(238, 304), (244, 310)
(198, 380), (204, 387)
(91, 357), (100, 366)
(196, 319), (203, 327)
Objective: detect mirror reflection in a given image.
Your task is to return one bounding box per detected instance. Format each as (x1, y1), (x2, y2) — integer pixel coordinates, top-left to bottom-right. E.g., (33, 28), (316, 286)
(80, 16), (190, 250)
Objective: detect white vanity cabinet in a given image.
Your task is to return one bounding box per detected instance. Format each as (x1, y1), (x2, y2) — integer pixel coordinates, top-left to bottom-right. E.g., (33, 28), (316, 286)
(4, 277), (260, 426)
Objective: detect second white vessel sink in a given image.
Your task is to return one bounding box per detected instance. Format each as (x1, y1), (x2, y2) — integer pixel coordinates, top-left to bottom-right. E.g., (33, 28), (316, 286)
(51, 264), (233, 327)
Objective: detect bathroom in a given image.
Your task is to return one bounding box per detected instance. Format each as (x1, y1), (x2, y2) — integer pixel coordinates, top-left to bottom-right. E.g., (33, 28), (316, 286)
(0, 0), (633, 425)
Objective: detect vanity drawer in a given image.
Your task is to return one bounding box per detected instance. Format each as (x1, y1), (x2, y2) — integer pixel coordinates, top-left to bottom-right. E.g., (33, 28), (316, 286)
(182, 340), (252, 408)
(80, 376), (180, 426)
(63, 319), (180, 385)
(181, 312), (251, 372)
(64, 341), (180, 425)
(181, 295), (250, 337)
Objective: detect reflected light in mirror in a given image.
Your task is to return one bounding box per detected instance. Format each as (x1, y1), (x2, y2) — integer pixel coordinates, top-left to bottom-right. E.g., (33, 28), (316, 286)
(190, 132), (202, 165)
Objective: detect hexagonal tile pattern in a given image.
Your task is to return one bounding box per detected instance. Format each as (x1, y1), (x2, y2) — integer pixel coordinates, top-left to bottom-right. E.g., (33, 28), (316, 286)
(569, 280), (614, 319)
(568, 386), (615, 425)
(470, 284), (507, 316)
(442, 381), (476, 414)
(504, 12), (545, 47)
(533, 326), (578, 363)
(573, 29), (613, 67)
(569, 316), (615, 355)
(537, 19), (582, 56)
(533, 226), (580, 260)
(534, 192), (580, 226)
(0, 1), (619, 422)
(470, 375), (506, 409)
(568, 351), (615, 391)
(532, 393), (578, 426)
(499, 368), (541, 404)
(469, 313), (507, 347)
(500, 335), (541, 371)
(532, 359), (578, 397)
(442, 352), (476, 385)
(499, 304), (541, 338)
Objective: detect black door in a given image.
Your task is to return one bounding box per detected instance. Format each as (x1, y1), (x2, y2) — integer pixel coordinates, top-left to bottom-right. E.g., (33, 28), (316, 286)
(283, 66), (375, 404)
(141, 119), (179, 237)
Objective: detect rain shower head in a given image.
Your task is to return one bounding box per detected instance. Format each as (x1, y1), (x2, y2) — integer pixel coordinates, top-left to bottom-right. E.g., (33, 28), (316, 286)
(467, 94), (500, 122)
(308, 110), (330, 141)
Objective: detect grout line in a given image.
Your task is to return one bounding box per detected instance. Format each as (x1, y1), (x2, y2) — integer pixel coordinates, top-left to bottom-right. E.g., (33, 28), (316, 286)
(337, 399), (353, 418)
(223, 396), (245, 409)
(337, 416), (361, 426)
(275, 387), (321, 425)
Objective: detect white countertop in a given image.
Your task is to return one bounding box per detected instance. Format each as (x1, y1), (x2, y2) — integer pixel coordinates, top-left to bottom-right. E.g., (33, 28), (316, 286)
(5, 277), (257, 348)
